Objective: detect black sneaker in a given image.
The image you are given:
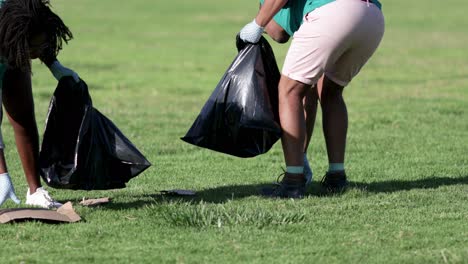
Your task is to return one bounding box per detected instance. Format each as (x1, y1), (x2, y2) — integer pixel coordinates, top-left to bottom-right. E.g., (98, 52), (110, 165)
(321, 171), (348, 192)
(262, 172), (306, 199)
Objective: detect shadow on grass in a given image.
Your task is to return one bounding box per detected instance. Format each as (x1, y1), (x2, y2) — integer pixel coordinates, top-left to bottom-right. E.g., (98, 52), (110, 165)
(99, 175), (468, 209)
(350, 175), (468, 193)
(99, 182), (273, 209)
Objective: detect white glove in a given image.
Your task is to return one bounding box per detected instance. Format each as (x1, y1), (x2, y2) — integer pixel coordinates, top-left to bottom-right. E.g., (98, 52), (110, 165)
(49, 60), (80, 82)
(0, 173), (21, 206)
(239, 19), (264, 44)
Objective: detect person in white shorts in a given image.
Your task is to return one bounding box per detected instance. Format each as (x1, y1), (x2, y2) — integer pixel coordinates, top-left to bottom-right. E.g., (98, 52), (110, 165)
(240, 0), (385, 198)
(0, 0), (79, 208)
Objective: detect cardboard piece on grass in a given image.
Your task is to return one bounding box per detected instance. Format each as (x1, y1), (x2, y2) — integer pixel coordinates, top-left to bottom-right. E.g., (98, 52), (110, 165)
(79, 197), (111, 206)
(0, 202), (81, 224)
(161, 189), (196, 196)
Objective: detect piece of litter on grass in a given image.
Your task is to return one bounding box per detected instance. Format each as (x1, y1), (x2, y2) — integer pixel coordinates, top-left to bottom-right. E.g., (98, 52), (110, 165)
(160, 189), (196, 196)
(79, 197), (111, 206)
(0, 202), (81, 224)
(124, 215), (137, 221)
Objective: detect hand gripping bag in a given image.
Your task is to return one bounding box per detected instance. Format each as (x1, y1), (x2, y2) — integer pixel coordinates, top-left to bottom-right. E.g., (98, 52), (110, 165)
(39, 77), (151, 190)
(181, 36), (281, 158)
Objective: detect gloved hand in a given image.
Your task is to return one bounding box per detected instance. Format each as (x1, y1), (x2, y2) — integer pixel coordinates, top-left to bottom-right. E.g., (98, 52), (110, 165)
(0, 173), (21, 206)
(49, 60), (80, 82)
(239, 19), (264, 44)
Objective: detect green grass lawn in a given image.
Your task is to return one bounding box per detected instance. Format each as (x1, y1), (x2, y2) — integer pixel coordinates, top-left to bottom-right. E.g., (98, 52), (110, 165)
(1, 0), (467, 263)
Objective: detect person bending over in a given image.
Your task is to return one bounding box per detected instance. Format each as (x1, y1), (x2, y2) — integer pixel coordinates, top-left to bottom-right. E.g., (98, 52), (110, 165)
(240, 0), (385, 198)
(0, 0), (79, 208)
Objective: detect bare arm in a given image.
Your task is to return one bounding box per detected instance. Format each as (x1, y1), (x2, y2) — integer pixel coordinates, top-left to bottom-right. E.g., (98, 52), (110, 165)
(40, 50), (79, 82)
(265, 18), (290, 43)
(39, 53), (57, 67)
(258, 2), (290, 44)
(255, 0), (289, 27)
(239, 0), (289, 44)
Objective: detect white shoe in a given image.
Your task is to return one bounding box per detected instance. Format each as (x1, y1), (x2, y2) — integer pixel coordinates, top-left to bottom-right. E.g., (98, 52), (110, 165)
(304, 153), (313, 185)
(26, 187), (63, 209)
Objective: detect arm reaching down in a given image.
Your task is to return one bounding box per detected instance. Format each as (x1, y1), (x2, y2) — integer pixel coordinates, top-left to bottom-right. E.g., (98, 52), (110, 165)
(240, 0), (289, 43)
(48, 60), (79, 82)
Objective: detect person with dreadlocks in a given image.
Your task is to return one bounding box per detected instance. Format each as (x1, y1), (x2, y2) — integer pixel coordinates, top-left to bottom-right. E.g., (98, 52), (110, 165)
(0, 0), (79, 208)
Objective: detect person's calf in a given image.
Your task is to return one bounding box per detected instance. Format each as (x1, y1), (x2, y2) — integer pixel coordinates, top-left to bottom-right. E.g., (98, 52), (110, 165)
(279, 77), (310, 167)
(320, 85), (348, 165)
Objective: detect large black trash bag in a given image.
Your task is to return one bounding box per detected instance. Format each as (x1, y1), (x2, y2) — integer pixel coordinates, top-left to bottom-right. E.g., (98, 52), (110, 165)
(181, 36), (281, 158)
(39, 77), (151, 190)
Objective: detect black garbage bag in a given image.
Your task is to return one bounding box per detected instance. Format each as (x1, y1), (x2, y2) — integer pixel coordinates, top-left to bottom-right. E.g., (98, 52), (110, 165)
(39, 77), (151, 190)
(181, 36), (282, 158)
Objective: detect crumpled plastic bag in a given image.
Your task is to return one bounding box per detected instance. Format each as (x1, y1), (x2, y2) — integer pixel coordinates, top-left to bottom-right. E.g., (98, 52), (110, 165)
(39, 77), (151, 190)
(181, 36), (281, 158)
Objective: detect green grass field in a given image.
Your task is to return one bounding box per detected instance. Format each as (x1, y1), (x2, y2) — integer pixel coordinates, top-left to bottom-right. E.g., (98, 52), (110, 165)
(1, 0), (467, 263)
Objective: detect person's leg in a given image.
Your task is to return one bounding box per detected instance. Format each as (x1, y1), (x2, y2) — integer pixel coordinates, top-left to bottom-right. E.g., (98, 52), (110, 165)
(303, 85), (319, 152)
(316, 75), (347, 166)
(302, 84), (318, 183)
(2, 68), (62, 208)
(2, 68), (41, 193)
(279, 76), (311, 171)
(261, 75), (310, 198)
(314, 75), (349, 191)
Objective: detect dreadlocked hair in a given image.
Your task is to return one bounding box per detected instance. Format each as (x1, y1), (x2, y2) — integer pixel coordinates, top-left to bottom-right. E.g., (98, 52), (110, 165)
(0, 0), (73, 72)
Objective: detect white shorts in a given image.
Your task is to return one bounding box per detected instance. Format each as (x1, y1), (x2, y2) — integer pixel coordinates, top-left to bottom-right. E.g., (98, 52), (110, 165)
(282, 0), (385, 86)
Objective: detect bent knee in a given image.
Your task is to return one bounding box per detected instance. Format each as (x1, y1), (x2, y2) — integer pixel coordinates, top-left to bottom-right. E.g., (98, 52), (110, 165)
(279, 77), (311, 99)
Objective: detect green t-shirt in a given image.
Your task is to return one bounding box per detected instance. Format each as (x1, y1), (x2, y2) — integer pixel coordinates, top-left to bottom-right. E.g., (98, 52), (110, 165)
(261, 0), (382, 36)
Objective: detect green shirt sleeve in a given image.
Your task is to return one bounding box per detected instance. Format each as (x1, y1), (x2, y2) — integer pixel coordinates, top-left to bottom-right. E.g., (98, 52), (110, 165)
(259, 0), (300, 36)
